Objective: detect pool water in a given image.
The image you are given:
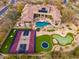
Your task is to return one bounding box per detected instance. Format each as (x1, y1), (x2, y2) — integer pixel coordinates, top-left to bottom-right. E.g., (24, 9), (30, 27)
(36, 22), (50, 28)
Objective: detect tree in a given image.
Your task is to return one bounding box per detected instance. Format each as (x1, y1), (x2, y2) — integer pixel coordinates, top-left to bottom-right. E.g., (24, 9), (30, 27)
(16, 2), (24, 13)
(72, 46), (79, 57)
(61, 7), (75, 23)
(19, 55), (28, 59)
(3, 0), (7, 5)
(6, 10), (21, 21)
(36, 28), (40, 31)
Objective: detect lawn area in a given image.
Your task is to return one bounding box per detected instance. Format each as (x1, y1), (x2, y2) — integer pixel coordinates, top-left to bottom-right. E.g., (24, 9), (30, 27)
(36, 33), (74, 53)
(52, 33), (74, 46)
(36, 35), (53, 53)
(0, 29), (17, 53)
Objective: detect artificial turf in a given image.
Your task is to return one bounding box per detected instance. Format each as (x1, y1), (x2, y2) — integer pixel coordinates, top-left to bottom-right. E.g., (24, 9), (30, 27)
(36, 35), (53, 53)
(0, 28), (74, 54)
(52, 33), (74, 46)
(36, 33), (74, 53)
(0, 29), (17, 53)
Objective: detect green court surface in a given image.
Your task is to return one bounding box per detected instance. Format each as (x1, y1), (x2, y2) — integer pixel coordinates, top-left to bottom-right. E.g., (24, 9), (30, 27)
(52, 33), (74, 46)
(0, 29), (17, 53)
(36, 35), (53, 53)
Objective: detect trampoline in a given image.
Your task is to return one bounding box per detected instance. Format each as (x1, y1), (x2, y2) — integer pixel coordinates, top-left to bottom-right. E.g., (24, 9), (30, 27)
(23, 30), (29, 36)
(18, 44), (26, 53)
(41, 42), (49, 49)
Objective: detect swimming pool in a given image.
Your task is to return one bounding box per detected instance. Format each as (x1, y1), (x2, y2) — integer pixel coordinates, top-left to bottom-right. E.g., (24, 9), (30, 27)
(36, 22), (50, 28)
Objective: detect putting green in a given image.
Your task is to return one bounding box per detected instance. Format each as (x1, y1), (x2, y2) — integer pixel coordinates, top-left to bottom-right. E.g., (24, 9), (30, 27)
(36, 35), (53, 53)
(52, 33), (74, 46)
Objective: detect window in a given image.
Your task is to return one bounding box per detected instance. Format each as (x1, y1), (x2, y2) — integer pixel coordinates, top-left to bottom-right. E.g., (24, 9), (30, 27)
(33, 14), (40, 19)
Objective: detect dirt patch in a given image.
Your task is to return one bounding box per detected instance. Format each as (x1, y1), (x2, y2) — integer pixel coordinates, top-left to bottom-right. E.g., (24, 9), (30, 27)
(0, 31), (7, 43)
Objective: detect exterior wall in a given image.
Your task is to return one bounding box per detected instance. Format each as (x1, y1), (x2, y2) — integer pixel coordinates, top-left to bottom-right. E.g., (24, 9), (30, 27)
(21, 4), (61, 22)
